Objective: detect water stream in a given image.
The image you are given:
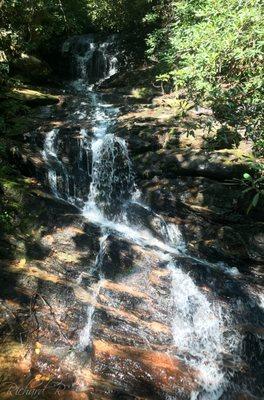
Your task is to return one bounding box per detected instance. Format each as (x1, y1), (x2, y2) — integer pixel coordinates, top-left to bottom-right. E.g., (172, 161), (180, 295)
(41, 35), (263, 399)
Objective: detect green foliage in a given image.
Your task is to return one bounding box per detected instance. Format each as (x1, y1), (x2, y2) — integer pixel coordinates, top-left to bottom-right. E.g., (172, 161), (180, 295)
(0, 95), (31, 138)
(0, 50), (9, 84)
(0, 181), (26, 234)
(206, 125), (242, 150)
(87, 0), (152, 32)
(239, 159), (264, 214)
(0, 210), (12, 232)
(131, 86), (153, 99)
(0, 0), (93, 85)
(0, 156), (33, 235)
(0, 0), (89, 53)
(146, 0), (264, 155)
(0, 0), (153, 55)
(0, 0), (155, 84)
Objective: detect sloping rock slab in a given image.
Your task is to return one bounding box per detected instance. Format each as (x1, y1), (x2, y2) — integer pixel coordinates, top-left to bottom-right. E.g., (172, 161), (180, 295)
(91, 340), (197, 399)
(135, 149), (249, 181)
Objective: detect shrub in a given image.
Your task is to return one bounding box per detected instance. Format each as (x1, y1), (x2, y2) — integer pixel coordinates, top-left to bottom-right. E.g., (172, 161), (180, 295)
(146, 0), (264, 155)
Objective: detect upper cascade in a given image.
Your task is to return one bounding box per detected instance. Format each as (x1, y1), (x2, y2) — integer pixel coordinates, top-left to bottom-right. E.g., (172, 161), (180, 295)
(62, 34), (118, 90)
(87, 133), (135, 218)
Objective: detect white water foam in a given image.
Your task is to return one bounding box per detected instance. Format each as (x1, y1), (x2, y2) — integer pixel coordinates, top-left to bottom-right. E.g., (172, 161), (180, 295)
(79, 279), (104, 351)
(86, 133), (133, 214)
(79, 233), (108, 350)
(168, 262), (240, 399)
(42, 128), (60, 196)
(64, 35), (118, 92)
(83, 206), (182, 255)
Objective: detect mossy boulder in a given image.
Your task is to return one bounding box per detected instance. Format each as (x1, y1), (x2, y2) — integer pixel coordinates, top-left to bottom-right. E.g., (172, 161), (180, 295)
(9, 88), (59, 106)
(12, 53), (52, 82)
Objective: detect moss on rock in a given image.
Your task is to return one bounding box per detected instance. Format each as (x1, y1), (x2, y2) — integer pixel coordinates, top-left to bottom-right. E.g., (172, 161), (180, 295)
(9, 88), (60, 106)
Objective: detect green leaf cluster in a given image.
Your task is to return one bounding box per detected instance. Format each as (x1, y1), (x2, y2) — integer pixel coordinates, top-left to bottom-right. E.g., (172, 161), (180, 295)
(242, 161), (264, 213)
(0, 0), (90, 56)
(146, 0), (264, 155)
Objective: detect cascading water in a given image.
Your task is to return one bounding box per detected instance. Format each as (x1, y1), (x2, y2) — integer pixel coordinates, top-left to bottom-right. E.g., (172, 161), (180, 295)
(79, 279), (104, 351)
(85, 133), (134, 217)
(79, 233), (108, 350)
(42, 126), (91, 205)
(42, 127), (73, 199)
(42, 128), (60, 196)
(169, 264), (239, 399)
(43, 34), (119, 206)
(62, 34), (118, 91)
(41, 34), (263, 399)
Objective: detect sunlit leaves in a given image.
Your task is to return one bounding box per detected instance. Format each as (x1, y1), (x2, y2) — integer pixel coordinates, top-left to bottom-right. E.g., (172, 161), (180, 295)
(146, 0), (264, 155)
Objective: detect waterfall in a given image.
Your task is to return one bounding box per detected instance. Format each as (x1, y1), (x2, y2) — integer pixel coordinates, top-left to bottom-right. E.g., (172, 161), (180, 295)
(43, 35), (121, 205)
(40, 34), (253, 400)
(79, 234), (108, 351)
(168, 263), (239, 399)
(62, 34), (118, 91)
(85, 133), (134, 217)
(42, 128), (60, 196)
(42, 128), (70, 199)
(79, 279), (104, 351)
(43, 34), (120, 204)
(42, 127), (91, 205)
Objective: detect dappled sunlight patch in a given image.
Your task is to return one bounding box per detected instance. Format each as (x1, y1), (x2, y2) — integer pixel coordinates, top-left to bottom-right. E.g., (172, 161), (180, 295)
(92, 340), (198, 395)
(54, 252), (80, 265)
(11, 88), (59, 105)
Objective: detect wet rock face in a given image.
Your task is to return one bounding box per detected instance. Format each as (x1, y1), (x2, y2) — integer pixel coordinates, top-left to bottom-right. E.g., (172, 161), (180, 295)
(0, 219), (198, 399)
(99, 235), (165, 279)
(92, 341), (196, 399)
(52, 127), (93, 201)
(216, 225), (264, 262)
(139, 175), (261, 222)
(61, 34), (119, 83)
(113, 90), (263, 267)
(126, 202), (169, 242)
(99, 235), (136, 279)
(3, 218), (262, 399)
(116, 124), (161, 155)
(6, 104), (92, 197)
(140, 176), (264, 264)
(135, 148), (248, 181)
(9, 144), (47, 183)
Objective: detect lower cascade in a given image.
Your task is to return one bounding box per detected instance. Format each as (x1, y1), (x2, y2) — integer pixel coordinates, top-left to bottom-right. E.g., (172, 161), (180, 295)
(40, 35), (263, 399)
(169, 265), (238, 399)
